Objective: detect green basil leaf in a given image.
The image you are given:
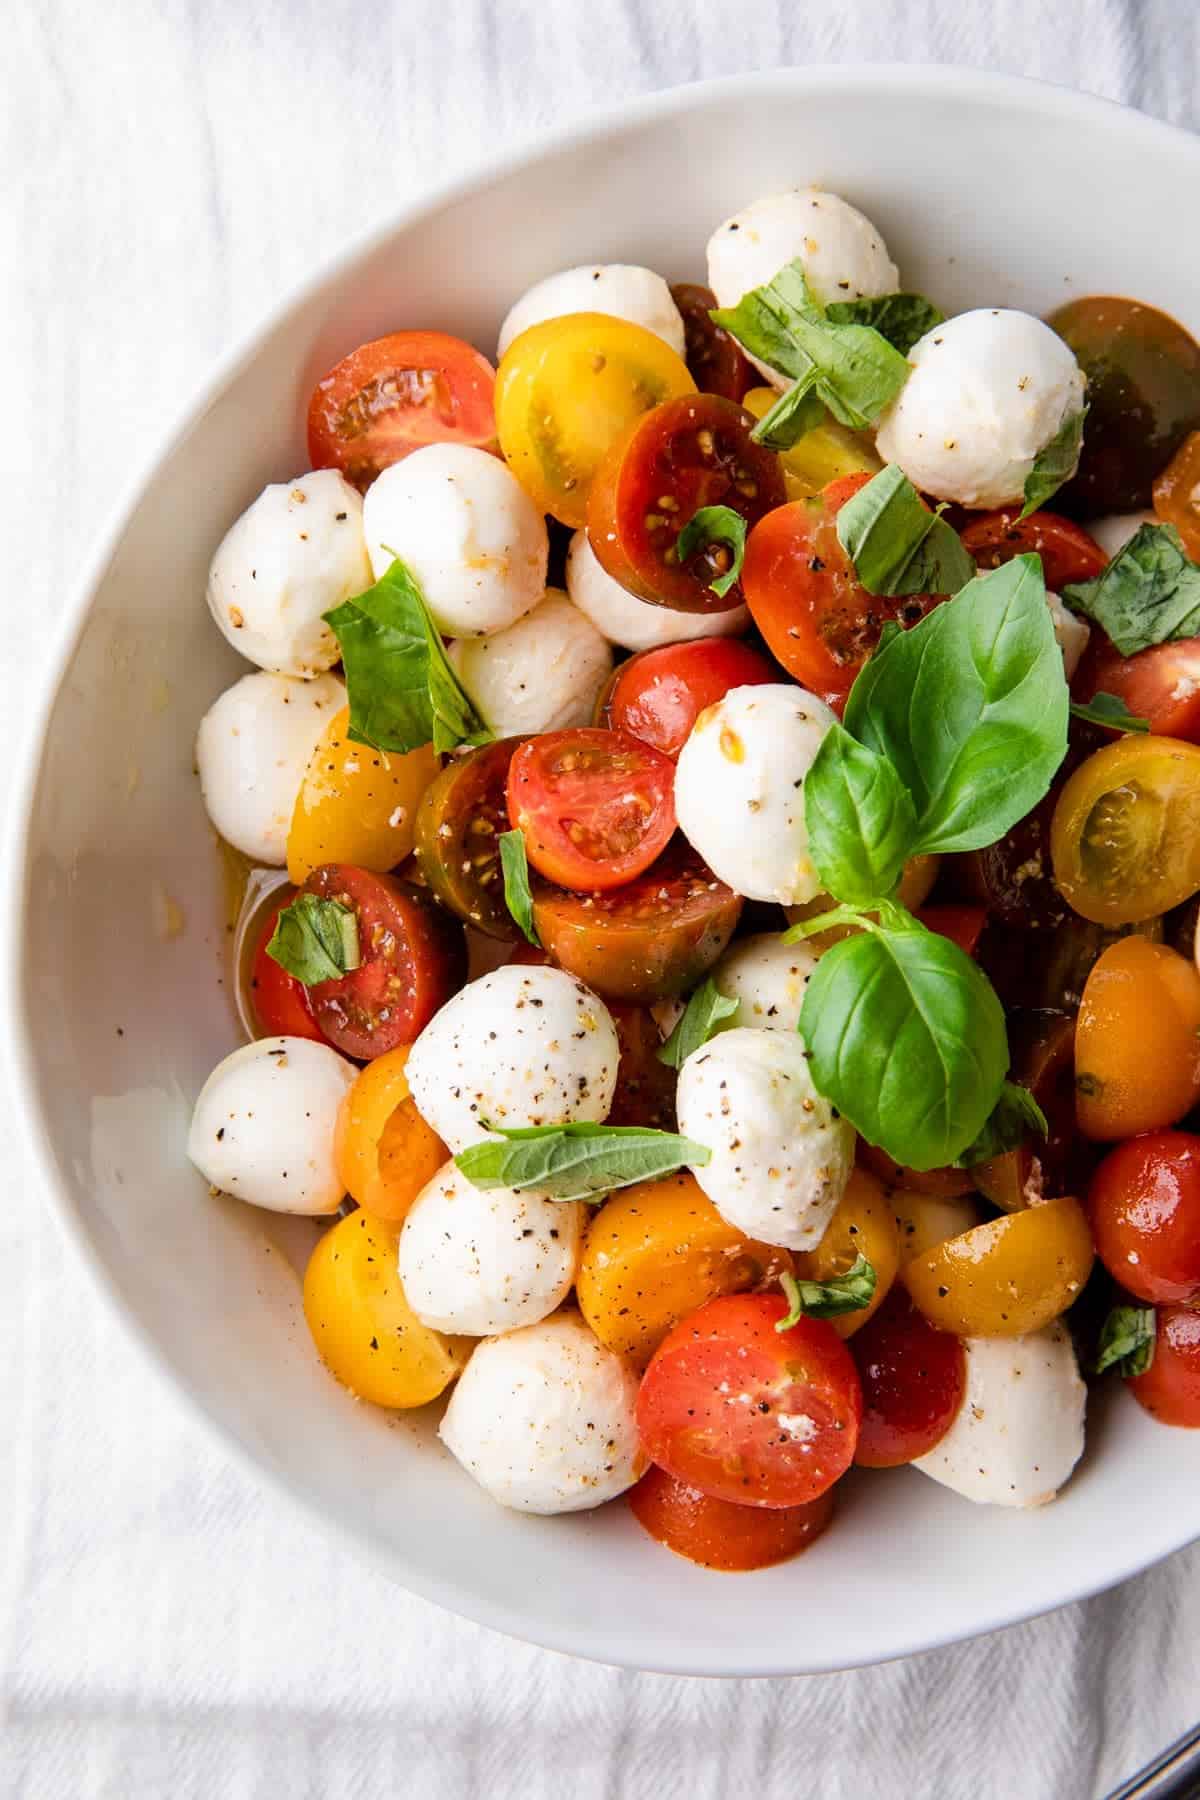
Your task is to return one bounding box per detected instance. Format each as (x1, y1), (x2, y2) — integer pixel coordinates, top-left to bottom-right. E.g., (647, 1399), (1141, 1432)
(1020, 407), (1087, 519)
(1069, 692), (1150, 734)
(804, 723), (917, 905)
(1094, 1304), (1157, 1379)
(323, 556), (492, 754)
(825, 293), (945, 355)
(266, 893), (360, 986)
(842, 554), (1070, 856)
(776, 1257), (877, 1329)
(748, 380), (827, 451)
(675, 505), (748, 599)
(835, 464), (976, 597)
(454, 1121), (711, 1202)
(797, 914), (1008, 1169)
(498, 829), (540, 946)
(958, 1080), (1049, 1167)
(1062, 523), (1200, 656)
(657, 977), (739, 1070)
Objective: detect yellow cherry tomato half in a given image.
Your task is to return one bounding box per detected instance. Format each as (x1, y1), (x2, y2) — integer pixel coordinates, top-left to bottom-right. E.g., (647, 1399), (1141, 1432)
(1075, 936), (1200, 1140)
(903, 1195), (1095, 1338)
(576, 1171), (791, 1370)
(287, 705), (439, 885)
(792, 1168), (900, 1338)
(495, 313), (696, 528)
(742, 387), (882, 499)
(334, 1046), (447, 1223)
(1050, 736), (1200, 927)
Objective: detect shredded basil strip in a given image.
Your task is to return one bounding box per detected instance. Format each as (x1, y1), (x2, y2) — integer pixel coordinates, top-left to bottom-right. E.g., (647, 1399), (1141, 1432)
(499, 829), (540, 946)
(776, 1258), (878, 1330)
(1069, 692), (1150, 734)
(1063, 523), (1200, 657)
(674, 505), (748, 599)
(958, 1081), (1049, 1167)
(657, 978), (739, 1070)
(1094, 1305), (1157, 1379)
(454, 1121), (711, 1202)
(1021, 407), (1087, 519)
(824, 292), (945, 355)
(835, 464), (976, 598)
(266, 894), (360, 986)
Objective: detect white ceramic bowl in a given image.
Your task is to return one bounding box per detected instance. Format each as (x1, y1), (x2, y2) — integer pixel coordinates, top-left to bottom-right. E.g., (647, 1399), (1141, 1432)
(11, 66), (1200, 1676)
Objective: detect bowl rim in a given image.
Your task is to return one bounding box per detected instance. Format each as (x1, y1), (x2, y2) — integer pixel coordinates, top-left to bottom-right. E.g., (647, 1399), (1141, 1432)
(10, 62), (1200, 1676)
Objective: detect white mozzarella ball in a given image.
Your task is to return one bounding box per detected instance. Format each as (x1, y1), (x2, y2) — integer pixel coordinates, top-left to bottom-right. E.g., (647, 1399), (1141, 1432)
(914, 1323), (1087, 1507)
(675, 683), (837, 904)
(711, 933), (819, 1034)
(405, 964), (619, 1152)
(439, 1310), (641, 1513)
(875, 309), (1087, 508)
(675, 1026), (855, 1251)
(497, 264), (686, 360)
(187, 1036), (355, 1215)
(565, 530), (749, 650)
(707, 188), (899, 388)
(1088, 510), (1156, 557)
(894, 1190), (984, 1264)
(1046, 590), (1090, 678)
(206, 471), (370, 677)
(362, 444), (548, 637)
(399, 1161), (582, 1335)
(195, 670), (345, 864)
(447, 588), (612, 736)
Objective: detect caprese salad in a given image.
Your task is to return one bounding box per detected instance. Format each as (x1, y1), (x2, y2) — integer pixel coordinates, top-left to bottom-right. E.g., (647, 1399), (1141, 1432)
(188, 185), (1200, 1572)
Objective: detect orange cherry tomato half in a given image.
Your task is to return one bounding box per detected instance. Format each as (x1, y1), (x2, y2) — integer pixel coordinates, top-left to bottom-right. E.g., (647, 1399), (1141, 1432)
(334, 1046), (447, 1224)
(629, 1464), (834, 1571)
(587, 393), (787, 612)
(599, 637), (774, 758)
(1130, 1306), (1200, 1427)
(307, 330), (497, 490)
(507, 728), (676, 892)
(1153, 429), (1200, 560)
(247, 888), (328, 1044)
(1075, 937), (1200, 1139)
(1072, 632), (1200, 744)
(958, 508), (1107, 589)
(1088, 1131), (1200, 1304)
(903, 1195), (1095, 1337)
(917, 903), (988, 959)
(670, 283), (754, 403)
(636, 1292), (862, 1507)
(851, 1285), (966, 1469)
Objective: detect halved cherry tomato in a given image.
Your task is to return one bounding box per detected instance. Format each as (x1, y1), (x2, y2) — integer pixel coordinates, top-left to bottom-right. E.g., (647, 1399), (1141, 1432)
(288, 705), (438, 885)
(1050, 736), (1200, 925)
(1072, 632), (1200, 744)
(1153, 429), (1200, 560)
(598, 638), (774, 758)
(531, 838), (742, 1002)
(247, 888), (327, 1044)
(334, 1046), (447, 1223)
(903, 1195), (1095, 1337)
(304, 865), (467, 1059)
(606, 1003), (678, 1131)
(742, 477), (944, 711)
(670, 283), (753, 402)
(496, 313), (696, 528)
(507, 728), (676, 892)
(851, 1285), (966, 1468)
(792, 1168), (899, 1339)
(1088, 1131), (1200, 1304)
(414, 737), (524, 938)
(1130, 1306), (1200, 1427)
(917, 904), (987, 958)
(307, 330), (497, 491)
(629, 1464), (834, 1571)
(1075, 938), (1200, 1139)
(971, 1012), (1081, 1213)
(958, 509), (1108, 589)
(636, 1292), (861, 1507)
(741, 390), (881, 499)
(587, 394), (787, 611)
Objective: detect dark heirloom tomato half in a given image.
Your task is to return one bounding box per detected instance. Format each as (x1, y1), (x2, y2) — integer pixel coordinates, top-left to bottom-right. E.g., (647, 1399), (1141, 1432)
(507, 727), (676, 892)
(670, 282), (754, 403)
(1130, 1307), (1200, 1428)
(1154, 430), (1200, 560)
(531, 838), (742, 1004)
(959, 508), (1108, 589)
(304, 865), (467, 1059)
(1088, 1131), (1200, 1305)
(247, 889), (328, 1044)
(606, 1002), (678, 1131)
(587, 393), (787, 612)
(307, 330), (497, 490)
(970, 1011), (1083, 1212)
(742, 476), (944, 712)
(629, 1465), (834, 1571)
(598, 638), (774, 758)
(414, 737), (524, 939)
(1072, 631), (1200, 743)
(917, 904), (987, 959)
(851, 1286), (966, 1468)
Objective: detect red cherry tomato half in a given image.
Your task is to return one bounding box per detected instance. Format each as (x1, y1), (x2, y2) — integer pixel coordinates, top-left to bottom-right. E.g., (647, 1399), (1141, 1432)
(507, 728), (676, 892)
(1088, 1130), (1200, 1305)
(629, 1464), (835, 1571)
(306, 330), (497, 490)
(1072, 632), (1200, 742)
(248, 889), (328, 1044)
(587, 393), (787, 612)
(742, 475), (944, 712)
(636, 1292), (862, 1508)
(599, 638), (775, 758)
(1130, 1306), (1200, 1427)
(850, 1286), (967, 1468)
(303, 865), (467, 1059)
(917, 904), (988, 959)
(958, 509), (1108, 590)
(670, 283), (754, 403)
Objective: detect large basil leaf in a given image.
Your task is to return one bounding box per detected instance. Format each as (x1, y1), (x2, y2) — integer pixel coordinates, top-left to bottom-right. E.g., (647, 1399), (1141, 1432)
(1062, 522), (1200, 656)
(804, 724), (917, 905)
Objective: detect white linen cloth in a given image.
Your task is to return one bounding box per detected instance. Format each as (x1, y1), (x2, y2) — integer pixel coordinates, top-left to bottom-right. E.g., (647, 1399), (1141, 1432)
(4, 3), (1200, 1794)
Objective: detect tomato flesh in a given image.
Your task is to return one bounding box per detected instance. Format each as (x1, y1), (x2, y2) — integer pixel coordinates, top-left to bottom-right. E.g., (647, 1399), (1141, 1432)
(247, 889), (328, 1044)
(1130, 1307), (1200, 1427)
(599, 638), (774, 758)
(415, 737), (525, 938)
(958, 509), (1107, 589)
(1088, 1130), (1200, 1304)
(917, 904), (987, 958)
(629, 1464), (834, 1571)
(1153, 429), (1200, 560)
(851, 1286), (966, 1468)
(1072, 632), (1200, 744)
(507, 727), (676, 892)
(671, 282), (754, 403)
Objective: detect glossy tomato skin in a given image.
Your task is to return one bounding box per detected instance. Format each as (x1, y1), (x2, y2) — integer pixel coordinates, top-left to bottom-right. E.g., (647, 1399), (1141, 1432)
(248, 890), (328, 1044)
(636, 1292), (862, 1508)
(1154, 429), (1200, 560)
(307, 330), (496, 491)
(629, 1464), (834, 1571)
(851, 1286), (967, 1468)
(507, 728), (676, 892)
(917, 904), (987, 958)
(304, 865), (467, 1059)
(1130, 1306), (1200, 1427)
(958, 509), (1107, 589)
(1075, 938), (1200, 1139)
(1088, 1131), (1200, 1304)
(599, 638), (774, 758)
(1050, 736), (1200, 926)
(671, 283), (754, 403)
(1072, 632), (1200, 743)
(587, 393), (787, 612)
(414, 737), (525, 938)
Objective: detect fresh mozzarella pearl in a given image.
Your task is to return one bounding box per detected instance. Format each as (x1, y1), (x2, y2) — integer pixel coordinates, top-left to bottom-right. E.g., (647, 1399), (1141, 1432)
(405, 964), (619, 1152)
(187, 1036), (355, 1215)
(1046, 590), (1090, 678)
(876, 310), (1087, 508)
(565, 530), (749, 650)
(711, 933), (819, 1034)
(675, 1026), (855, 1251)
(195, 670), (345, 864)
(674, 683), (837, 904)
(447, 588), (612, 736)
(362, 444), (548, 637)
(497, 264), (686, 360)
(206, 471), (371, 677)
(1089, 510), (1156, 557)
(914, 1323), (1087, 1507)
(895, 1190), (984, 1264)
(439, 1310), (641, 1513)
(707, 188), (899, 388)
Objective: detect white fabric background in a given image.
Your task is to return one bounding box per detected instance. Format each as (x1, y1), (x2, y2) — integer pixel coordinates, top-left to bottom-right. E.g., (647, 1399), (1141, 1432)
(4, 3), (1200, 1795)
